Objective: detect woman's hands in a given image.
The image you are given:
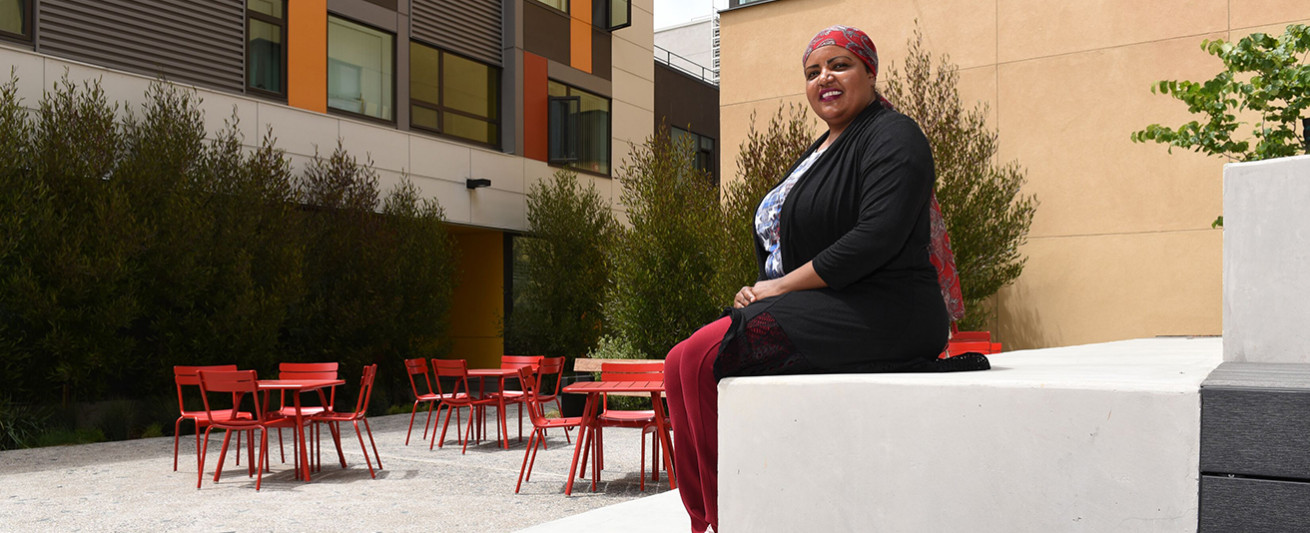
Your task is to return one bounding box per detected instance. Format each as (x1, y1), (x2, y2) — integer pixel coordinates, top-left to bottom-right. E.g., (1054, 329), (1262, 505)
(733, 262), (828, 308)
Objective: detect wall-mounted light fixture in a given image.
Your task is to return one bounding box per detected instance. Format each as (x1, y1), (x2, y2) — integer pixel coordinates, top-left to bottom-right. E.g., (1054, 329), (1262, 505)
(466, 178), (492, 190)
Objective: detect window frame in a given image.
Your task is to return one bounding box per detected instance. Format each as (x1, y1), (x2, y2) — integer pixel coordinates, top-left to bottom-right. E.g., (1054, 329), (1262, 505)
(245, 0), (288, 100)
(532, 0), (568, 15)
(547, 95), (580, 164)
(0, 0), (33, 44)
(325, 14), (397, 125)
(408, 40), (502, 149)
(605, 0), (631, 31)
(671, 126), (717, 181)
(546, 80), (612, 177)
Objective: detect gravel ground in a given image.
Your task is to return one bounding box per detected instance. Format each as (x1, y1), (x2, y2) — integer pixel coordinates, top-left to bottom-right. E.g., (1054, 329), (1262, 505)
(0, 409), (673, 532)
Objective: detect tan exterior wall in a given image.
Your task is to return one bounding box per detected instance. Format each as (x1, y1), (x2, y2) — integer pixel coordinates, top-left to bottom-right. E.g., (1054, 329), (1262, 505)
(719, 0), (1310, 349)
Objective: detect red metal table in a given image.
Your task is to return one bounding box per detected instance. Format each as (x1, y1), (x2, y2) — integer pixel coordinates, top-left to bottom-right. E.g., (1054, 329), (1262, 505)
(257, 378), (344, 482)
(561, 380), (676, 495)
(467, 368), (523, 449)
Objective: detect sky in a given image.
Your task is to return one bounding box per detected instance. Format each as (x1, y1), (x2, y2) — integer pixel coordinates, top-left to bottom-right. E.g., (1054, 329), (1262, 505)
(653, 0), (729, 30)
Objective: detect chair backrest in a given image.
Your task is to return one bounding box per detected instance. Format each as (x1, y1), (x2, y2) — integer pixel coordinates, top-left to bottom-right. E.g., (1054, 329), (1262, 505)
(600, 361), (665, 383)
(431, 358), (471, 396)
(175, 365), (238, 413)
(500, 355), (543, 371)
(197, 369), (264, 423)
(279, 362), (339, 406)
(516, 366), (548, 425)
(537, 356), (566, 397)
(404, 357), (434, 396)
(279, 362), (339, 380)
(345, 364), (378, 415)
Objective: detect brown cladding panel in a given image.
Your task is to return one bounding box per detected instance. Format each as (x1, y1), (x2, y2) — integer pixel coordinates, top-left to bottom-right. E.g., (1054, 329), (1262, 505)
(38, 0), (244, 92)
(654, 62), (719, 138)
(411, 0), (502, 66)
(590, 28), (610, 81)
(523, 0), (569, 65)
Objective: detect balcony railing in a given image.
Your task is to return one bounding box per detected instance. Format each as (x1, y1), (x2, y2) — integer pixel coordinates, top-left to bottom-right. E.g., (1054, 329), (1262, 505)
(654, 44), (718, 86)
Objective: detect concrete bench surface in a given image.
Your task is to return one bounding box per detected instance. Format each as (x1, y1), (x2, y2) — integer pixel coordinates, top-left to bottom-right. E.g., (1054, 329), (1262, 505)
(719, 337), (1223, 532)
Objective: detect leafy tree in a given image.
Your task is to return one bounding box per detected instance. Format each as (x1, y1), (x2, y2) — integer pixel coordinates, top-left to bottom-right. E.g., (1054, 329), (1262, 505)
(607, 126), (725, 358)
(1132, 24), (1310, 162)
(884, 29), (1037, 331)
(719, 104), (815, 295)
(505, 170), (617, 370)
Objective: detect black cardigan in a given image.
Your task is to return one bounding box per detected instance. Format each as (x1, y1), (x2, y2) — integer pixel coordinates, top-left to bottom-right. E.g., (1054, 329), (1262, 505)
(717, 101), (949, 376)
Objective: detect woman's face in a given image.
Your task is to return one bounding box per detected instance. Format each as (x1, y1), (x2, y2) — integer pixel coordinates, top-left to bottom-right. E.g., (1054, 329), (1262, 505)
(804, 46), (876, 134)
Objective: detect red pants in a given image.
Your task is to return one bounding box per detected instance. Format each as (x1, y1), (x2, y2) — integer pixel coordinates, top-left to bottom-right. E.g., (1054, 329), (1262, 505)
(665, 317), (731, 533)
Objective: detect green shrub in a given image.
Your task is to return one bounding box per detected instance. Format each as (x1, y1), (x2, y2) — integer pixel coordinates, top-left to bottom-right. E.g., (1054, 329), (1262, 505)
(0, 398), (52, 450)
(884, 29), (1037, 331)
(1132, 24), (1310, 162)
(0, 73), (458, 438)
(34, 427), (105, 448)
(505, 170), (617, 370)
(606, 125), (726, 358)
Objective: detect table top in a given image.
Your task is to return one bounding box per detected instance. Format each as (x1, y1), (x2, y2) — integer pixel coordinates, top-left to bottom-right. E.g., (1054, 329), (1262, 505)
(563, 380), (665, 394)
(468, 368), (523, 377)
(257, 379), (345, 391)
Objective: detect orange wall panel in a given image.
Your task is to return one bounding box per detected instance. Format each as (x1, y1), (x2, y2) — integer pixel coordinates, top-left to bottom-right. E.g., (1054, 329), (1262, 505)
(288, 0), (327, 113)
(523, 52), (548, 162)
(570, 0), (592, 73)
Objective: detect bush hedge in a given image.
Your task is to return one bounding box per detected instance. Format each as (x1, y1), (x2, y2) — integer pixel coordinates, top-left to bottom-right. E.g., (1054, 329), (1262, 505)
(0, 75), (456, 448)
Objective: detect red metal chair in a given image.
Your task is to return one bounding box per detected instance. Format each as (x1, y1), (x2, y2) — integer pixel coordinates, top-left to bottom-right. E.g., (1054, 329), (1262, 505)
(403, 358), (454, 445)
(493, 355), (543, 442)
(533, 356), (567, 415)
(514, 366), (584, 493)
(313, 364), (382, 478)
(429, 358), (498, 454)
(587, 361), (666, 490)
(195, 369), (304, 491)
(173, 365), (250, 472)
(533, 356), (571, 444)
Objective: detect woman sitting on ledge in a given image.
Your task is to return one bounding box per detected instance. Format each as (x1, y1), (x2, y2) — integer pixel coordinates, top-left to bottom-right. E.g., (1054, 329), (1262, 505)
(663, 25), (967, 533)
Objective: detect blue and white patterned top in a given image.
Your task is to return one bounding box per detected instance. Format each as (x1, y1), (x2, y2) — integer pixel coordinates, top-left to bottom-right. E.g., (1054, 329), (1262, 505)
(755, 147), (826, 279)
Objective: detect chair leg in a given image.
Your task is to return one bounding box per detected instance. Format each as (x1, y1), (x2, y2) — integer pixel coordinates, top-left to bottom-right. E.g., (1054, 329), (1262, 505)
(363, 417), (381, 471)
(329, 421), (347, 469)
(277, 427), (286, 463)
(423, 401), (436, 440)
(406, 401), (420, 445)
(173, 418), (183, 471)
(214, 430), (233, 483)
(246, 429), (256, 477)
(197, 428), (213, 489)
(515, 430), (535, 493)
(351, 421), (377, 479)
(462, 408), (476, 454)
(256, 428), (267, 491)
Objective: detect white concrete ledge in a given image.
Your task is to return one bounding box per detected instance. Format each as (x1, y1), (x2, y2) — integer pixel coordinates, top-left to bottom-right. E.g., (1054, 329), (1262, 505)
(719, 337), (1223, 532)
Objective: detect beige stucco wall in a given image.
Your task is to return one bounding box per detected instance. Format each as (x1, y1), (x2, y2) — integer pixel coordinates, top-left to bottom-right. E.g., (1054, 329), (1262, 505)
(719, 0), (1309, 349)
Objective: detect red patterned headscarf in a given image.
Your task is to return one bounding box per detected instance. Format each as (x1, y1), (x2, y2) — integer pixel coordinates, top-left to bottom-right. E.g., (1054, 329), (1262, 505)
(804, 25), (967, 327)
(803, 25), (880, 78)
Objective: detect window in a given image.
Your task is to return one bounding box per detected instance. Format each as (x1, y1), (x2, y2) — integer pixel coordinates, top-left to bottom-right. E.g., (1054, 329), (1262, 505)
(410, 41), (500, 147)
(0, 0), (31, 43)
(246, 0), (286, 97)
(327, 16), (394, 121)
(548, 81), (610, 175)
(607, 0), (631, 31)
(534, 0), (567, 12)
(672, 126), (716, 179)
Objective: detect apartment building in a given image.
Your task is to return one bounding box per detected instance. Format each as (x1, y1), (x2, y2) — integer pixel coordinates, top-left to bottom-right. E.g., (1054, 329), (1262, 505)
(0, 0), (655, 366)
